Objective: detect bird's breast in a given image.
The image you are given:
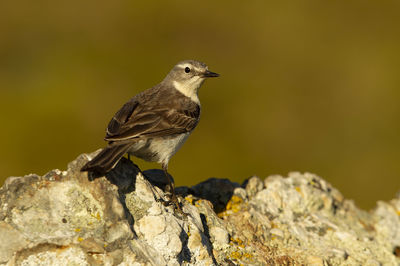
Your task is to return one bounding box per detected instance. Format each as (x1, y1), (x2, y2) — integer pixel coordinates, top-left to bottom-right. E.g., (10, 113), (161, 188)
(128, 133), (191, 165)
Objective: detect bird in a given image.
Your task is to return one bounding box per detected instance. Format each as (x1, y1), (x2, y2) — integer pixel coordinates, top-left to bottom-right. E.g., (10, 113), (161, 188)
(81, 60), (219, 210)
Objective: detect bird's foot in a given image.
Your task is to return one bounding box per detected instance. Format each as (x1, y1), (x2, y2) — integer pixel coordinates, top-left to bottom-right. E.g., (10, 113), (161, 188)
(163, 193), (187, 218)
(161, 166), (187, 218)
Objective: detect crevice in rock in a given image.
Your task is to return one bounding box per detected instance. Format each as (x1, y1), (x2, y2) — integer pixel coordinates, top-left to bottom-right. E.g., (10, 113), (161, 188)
(118, 191), (137, 238)
(199, 213), (218, 265)
(177, 229), (191, 264)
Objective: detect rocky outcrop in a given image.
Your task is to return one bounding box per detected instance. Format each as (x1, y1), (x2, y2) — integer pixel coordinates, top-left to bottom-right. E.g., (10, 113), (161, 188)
(0, 151), (399, 265)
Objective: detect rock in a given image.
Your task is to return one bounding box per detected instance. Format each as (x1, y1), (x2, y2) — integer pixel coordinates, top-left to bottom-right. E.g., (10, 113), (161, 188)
(242, 176), (264, 198)
(0, 152), (399, 265)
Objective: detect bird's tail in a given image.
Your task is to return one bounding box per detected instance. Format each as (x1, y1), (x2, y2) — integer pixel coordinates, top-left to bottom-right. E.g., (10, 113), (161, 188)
(81, 144), (133, 175)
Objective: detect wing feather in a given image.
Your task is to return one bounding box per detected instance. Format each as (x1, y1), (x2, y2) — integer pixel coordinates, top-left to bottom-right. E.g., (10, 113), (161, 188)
(104, 89), (200, 142)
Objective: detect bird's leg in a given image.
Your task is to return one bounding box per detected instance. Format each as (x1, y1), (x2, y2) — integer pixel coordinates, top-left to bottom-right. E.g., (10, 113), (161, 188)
(162, 164), (176, 201)
(162, 163), (184, 214)
(127, 154), (131, 161)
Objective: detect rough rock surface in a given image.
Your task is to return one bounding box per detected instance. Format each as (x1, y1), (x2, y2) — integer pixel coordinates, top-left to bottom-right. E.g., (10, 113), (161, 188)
(0, 151), (399, 265)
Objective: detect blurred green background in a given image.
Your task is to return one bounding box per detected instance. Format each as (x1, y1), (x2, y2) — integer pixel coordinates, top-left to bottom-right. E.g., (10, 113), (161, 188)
(1, 1), (399, 210)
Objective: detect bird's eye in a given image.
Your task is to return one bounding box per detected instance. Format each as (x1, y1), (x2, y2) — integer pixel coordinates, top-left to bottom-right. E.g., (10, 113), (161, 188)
(185, 67), (191, 73)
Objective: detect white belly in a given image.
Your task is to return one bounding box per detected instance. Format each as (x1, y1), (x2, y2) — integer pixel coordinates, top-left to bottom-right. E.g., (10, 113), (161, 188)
(128, 133), (190, 165)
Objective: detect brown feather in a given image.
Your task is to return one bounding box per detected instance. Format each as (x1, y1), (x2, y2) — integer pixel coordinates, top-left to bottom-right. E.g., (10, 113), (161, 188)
(105, 84), (200, 142)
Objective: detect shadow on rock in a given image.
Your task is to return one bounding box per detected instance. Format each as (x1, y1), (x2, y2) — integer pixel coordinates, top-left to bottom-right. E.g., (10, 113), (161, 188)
(177, 178), (240, 214)
(87, 157), (173, 195)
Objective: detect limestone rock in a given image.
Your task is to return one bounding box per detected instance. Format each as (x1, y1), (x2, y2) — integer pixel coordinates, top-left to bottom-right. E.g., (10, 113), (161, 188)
(0, 152), (399, 265)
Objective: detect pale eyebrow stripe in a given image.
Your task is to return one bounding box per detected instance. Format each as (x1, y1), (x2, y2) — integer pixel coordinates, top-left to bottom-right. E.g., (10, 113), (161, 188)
(176, 64), (202, 73)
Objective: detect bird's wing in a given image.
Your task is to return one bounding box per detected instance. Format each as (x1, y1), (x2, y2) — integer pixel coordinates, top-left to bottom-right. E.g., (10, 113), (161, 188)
(105, 97), (200, 142)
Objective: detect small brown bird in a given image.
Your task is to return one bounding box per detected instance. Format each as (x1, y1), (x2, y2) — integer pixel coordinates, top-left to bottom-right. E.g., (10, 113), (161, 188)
(81, 60), (219, 209)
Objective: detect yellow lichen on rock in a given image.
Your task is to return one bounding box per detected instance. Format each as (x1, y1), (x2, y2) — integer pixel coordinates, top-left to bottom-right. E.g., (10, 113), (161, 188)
(226, 195), (243, 213)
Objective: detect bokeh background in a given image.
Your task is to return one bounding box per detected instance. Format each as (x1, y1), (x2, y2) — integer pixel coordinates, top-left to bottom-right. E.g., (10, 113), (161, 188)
(1, 1), (399, 210)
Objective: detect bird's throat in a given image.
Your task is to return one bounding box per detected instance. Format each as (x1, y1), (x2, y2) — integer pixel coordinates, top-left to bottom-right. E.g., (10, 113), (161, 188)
(172, 79), (203, 104)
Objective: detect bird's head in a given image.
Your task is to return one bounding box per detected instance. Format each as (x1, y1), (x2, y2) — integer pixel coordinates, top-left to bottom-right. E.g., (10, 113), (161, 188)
(163, 60), (219, 102)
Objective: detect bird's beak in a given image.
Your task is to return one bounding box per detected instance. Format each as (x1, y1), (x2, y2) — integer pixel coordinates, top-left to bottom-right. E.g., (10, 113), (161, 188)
(202, 70), (219, 78)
